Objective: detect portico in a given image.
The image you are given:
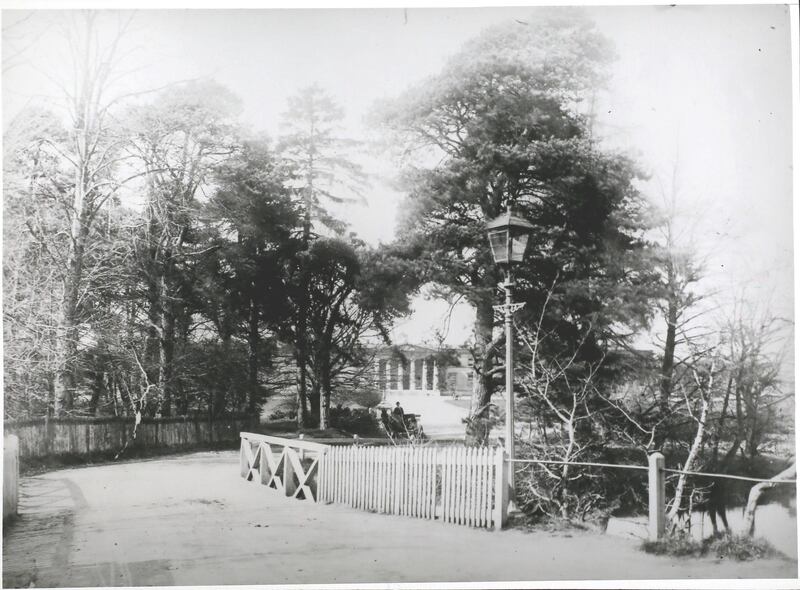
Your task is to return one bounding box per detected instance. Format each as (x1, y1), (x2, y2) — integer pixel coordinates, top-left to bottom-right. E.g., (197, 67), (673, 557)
(373, 345), (441, 395)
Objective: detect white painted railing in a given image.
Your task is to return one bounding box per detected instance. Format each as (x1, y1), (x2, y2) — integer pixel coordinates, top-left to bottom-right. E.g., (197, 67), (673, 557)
(318, 444), (506, 530)
(239, 432), (329, 502)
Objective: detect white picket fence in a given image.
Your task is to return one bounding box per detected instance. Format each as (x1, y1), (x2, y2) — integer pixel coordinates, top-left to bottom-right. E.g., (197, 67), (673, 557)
(318, 444), (506, 530)
(239, 433), (508, 530)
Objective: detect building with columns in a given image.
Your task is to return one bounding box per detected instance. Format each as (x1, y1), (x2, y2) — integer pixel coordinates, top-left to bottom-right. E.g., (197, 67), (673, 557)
(372, 344), (474, 398)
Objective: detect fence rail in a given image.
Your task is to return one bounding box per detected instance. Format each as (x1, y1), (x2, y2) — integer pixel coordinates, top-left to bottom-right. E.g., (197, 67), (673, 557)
(5, 415), (258, 460)
(239, 432), (328, 502)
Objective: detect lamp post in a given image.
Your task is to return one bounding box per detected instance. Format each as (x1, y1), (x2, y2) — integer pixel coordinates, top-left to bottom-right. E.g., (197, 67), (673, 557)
(486, 206), (534, 505)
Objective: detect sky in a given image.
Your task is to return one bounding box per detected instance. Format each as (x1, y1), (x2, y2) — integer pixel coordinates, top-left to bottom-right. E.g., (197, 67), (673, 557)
(1, 5), (795, 356)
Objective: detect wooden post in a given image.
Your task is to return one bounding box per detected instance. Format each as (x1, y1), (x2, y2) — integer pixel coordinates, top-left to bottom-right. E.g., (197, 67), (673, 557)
(284, 448), (297, 497)
(239, 437), (250, 478)
(493, 446), (508, 531)
(648, 452), (665, 541)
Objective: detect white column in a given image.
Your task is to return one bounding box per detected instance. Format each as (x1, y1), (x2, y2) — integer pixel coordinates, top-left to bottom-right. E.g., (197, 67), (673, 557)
(385, 359), (390, 391)
(398, 359), (404, 391)
(432, 360), (439, 392)
(422, 359), (428, 392)
(410, 357), (417, 391)
(374, 358), (381, 389)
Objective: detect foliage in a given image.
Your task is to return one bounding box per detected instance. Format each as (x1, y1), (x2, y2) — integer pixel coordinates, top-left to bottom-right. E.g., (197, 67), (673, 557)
(515, 439), (644, 525)
(641, 531), (705, 558)
(705, 534), (780, 561)
(328, 406), (382, 437)
(332, 387), (383, 410)
(376, 13), (659, 443)
(643, 532), (780, 561)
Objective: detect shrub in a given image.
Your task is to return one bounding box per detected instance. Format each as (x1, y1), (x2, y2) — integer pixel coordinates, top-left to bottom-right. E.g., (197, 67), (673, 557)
(332, 387), (383, 409)
(329, 406), (381, 436)
(268, 409), (296, 421)
(642, 531), (704, 558)
(703, 534), (779, 561)
(514, 439), (647, 524)
(643, 532), (780, 561)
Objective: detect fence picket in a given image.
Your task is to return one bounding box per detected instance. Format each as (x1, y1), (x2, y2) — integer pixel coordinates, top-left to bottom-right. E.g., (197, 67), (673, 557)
(441, 447), (450, 522)
(276, 437), (501, 531)
(334, 447), (341, 504)
(479, 447), (488, 527)
(469, 448), (476, 526)
(413, 447), (421, 517)
(449, 446), (458, 523)
(475, 447), (483, 527)
(400, 447), (409, 516)
(356, 447), (363, 509)
(325, 447), (331, 504)
(337, 447), (344, 505)
(429, 446), (437, 520)
(465, 447), (473, 526)
(377, 447), (384, 513)
(354, 446), (360, 508)
(422, 447), (429, 519)
(371, 447), (377, 512)
(397, 447), (405, 515)
(362, 446), (369, 510)
(382, 446), (388, 514)
(456, 447), (465, 524)
(422, 447), (428, 518)
(463, 447), (470, 525)
(447, 447), (454, 523)
(316, 447), (323, 501)
(358, 446), (365, 510)
(345, 446), (352, 507)
(366, 447), (373, 511)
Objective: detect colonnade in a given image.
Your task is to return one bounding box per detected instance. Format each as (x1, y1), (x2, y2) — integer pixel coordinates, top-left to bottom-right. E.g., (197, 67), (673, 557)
(374, 357), (440, 393)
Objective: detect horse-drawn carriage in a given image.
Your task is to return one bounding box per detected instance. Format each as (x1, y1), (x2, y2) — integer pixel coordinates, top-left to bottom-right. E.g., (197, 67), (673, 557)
(377, 403), (425, 441)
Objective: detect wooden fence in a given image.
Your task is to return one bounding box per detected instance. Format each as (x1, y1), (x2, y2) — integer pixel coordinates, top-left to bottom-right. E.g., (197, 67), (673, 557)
(319, 444), (506, 529)
(4, 435), (19, 522)
(5, 415), (258, 461)
(240, 432), (329, 502)
(238, 433), (509, 531)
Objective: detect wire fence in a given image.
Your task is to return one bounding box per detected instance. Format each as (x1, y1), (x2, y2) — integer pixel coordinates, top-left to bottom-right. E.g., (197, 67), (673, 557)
(509, 457), (796, 485)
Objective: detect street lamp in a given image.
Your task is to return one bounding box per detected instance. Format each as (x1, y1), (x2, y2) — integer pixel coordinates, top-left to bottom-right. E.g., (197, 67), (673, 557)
(486, 206), (534, 506)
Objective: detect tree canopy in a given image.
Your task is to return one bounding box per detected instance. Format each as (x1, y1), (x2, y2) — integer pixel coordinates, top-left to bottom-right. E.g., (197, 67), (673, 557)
(376, 14), (659, 441)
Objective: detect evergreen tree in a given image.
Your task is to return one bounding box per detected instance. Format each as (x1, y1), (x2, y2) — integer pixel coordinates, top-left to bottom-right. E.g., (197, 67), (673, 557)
(377, 13), (659, 442)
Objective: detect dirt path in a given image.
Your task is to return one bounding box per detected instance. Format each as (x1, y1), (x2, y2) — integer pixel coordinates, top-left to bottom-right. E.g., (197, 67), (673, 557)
(2, 450), (796, 587)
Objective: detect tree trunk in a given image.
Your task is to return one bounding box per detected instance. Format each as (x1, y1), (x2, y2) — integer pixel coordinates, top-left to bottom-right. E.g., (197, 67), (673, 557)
(309, 378), (321, 427)
(247, 296), (260, 415)
(667, 384), (711, 525)
(320, 360), (331, 431)
(659, 292), (678, 415)
(88, 369), (104, 415)
(465, 298), (498, 446)
(158, 273), (175, 417)
(744, 462), (796, 536)
(54, 221), (86, 416)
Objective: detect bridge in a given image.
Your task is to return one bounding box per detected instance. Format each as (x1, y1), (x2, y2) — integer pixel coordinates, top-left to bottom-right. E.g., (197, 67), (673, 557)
(3, 450), (794, 587)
